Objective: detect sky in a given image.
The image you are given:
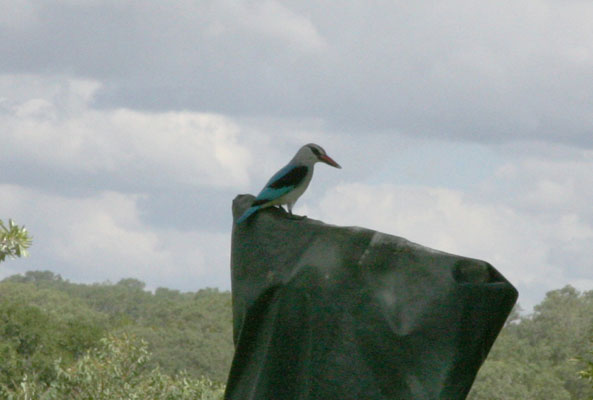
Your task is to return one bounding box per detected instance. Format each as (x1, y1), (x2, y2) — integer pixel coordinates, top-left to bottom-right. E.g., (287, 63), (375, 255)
(1, 0), (592, 311)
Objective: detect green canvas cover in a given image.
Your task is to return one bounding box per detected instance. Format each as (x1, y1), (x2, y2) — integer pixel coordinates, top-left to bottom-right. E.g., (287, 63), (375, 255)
(226, 195), (518, 400)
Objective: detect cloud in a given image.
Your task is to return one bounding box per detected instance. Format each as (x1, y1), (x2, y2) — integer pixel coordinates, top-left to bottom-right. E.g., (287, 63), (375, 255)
(217, 0), (327, 52)
(491, 148), (593, 221)
(0, 184), (230, 290)
(0, 75), (252, 192)
(2, 1), (593, 145)
(0, 0), (36, 30)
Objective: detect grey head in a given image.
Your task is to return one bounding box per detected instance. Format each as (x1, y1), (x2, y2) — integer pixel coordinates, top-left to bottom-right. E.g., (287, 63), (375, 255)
(292, 143), (341, 168)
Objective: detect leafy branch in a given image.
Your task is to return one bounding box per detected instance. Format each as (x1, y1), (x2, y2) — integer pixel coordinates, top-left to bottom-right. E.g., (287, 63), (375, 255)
(577, 338), (593, 396)
(0, 219), (33, 262)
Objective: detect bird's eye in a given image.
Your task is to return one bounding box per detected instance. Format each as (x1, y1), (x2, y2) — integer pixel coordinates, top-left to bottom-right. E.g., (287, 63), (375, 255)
(309, 146), (321, 156)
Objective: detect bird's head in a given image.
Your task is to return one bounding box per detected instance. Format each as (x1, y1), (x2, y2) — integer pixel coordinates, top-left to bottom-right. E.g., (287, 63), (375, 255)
(298, 143), (342, 168)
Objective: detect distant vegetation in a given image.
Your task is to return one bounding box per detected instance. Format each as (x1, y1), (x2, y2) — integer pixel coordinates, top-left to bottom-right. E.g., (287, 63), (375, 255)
(0, 271), (231, 399)
(1, 270), (592, 399)
(468, 286), (593, 400)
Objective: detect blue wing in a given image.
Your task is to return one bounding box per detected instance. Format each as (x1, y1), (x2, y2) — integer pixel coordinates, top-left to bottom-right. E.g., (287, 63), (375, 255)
(236, 164), (309, 224)
(251, 164), (309, 206)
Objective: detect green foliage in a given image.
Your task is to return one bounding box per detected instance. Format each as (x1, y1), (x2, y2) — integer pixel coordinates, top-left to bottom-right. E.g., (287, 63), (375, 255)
(577, 338), (593, 399)
(468, 286), (593, 400)
(469, 359), (572, 400)
(0, 281), (108, 391)
(0, 219), (32, 262)
(3, 334), (224, 399)
(0, 271), (234, 385)
(123, 287), (234, 382)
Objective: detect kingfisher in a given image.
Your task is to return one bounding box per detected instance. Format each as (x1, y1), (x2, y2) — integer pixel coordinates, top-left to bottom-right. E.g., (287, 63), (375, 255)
(236, 143), (341, 224)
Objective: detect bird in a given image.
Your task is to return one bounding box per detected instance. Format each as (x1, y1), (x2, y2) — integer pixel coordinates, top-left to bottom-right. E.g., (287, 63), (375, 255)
(236, 143), (341, 224)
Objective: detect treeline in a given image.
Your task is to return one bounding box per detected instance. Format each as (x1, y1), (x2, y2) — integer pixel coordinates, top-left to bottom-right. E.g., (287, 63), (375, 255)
(0, 271), (232, 399)
(468, 286), (593, 399)
(1, 270), (593, 399)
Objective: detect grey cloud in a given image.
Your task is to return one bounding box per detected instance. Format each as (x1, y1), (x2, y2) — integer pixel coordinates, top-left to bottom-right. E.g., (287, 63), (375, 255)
(2, 1), (593, 145)
(0, 184), (231, 290)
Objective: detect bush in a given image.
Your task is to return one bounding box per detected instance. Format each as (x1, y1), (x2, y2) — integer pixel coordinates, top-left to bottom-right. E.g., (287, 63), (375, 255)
(1, 333), (225, 400)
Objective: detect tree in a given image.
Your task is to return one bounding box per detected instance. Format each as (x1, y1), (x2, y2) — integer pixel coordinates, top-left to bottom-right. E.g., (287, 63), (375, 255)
(578, 338), (593, 399)
(0, 281), (108, 391)
(0, 219), (32, 262)
(468, 286), (593, 399)
(2, 334), (225, 399)
(1, 273), (235, 383)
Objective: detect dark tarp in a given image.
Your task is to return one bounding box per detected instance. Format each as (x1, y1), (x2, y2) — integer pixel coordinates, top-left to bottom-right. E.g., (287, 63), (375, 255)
(226, 195), (518, 400)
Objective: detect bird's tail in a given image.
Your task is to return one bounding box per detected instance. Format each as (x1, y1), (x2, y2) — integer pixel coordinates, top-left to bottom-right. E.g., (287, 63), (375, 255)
(236, 205), (261, 224)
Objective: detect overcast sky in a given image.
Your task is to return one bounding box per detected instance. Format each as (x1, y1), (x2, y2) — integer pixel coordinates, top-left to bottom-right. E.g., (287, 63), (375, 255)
(2, 0), (592, 311)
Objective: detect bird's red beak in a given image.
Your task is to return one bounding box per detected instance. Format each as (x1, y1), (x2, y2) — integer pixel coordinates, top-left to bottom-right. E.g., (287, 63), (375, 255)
(320, 154), (341, 169)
